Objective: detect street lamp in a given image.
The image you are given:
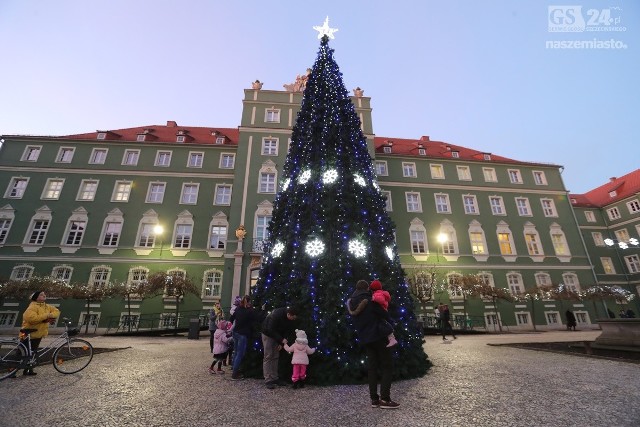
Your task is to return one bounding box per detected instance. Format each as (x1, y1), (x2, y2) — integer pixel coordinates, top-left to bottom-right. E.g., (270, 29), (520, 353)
(154, 225), (164, 257)
(437, 233), (448, 262)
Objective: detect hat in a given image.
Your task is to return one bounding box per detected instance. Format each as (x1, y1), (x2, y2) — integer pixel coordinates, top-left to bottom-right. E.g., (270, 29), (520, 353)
(369, 280), (382, 291)
(30, 291), (43, 301)
(233, 296), (242, 306)
(295, 329), (308, 345)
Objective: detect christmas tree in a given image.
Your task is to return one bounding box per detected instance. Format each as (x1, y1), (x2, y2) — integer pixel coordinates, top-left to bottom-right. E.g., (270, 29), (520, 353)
(247, 20), (430, 385)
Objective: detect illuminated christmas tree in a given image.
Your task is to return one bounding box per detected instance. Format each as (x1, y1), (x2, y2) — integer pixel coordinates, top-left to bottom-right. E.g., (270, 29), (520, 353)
(247, 19), (429, 385)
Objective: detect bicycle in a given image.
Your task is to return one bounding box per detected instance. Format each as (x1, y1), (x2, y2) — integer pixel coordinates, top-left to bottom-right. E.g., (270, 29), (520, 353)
(0, 317), (94, 380)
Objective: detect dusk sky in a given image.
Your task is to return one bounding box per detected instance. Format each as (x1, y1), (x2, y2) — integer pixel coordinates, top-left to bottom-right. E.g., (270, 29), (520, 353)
(1, 1), (637, 194)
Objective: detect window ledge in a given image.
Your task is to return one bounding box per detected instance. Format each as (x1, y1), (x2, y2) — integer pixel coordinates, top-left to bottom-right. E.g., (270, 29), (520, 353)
(98, 247), (117, 255)
(206, 249), (224, 258)
(502, 255), (518, 262)
(171, 249), (189, 257)
(557, 255), (572, 263)
(60, 246), (80, 254)
(21, 244), (42, 253)
(473, 255), (489, 262)
(529, 255), (545, 263)
(412, 255), (430, 262)
(134, 248), (153, 256)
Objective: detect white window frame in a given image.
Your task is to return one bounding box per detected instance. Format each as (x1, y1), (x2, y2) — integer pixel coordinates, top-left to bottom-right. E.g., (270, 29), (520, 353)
(187, 152), (204, 168)
(262, 138), (279, 156)
(533, 170), (547, 185)
(535, 273), (552, 287)
(456, 165), (471, 181)
(155, 150), (172, 167)
(146, 182), (166, 204)
(112, 181), (132, 202)
(41, 178), (65, 200)
(409, 220), (428, 255)
(77, 179), (98, 201)
(550, 224), (571, 258)
(626, 199), (640, 214)
(375, 161), (388, 176)
(515, 197), (532, 216)
(23, 207), (52, 250)
(0, 207), (15, 245)
(5, 177), (29, 199)
(508, 169), (523, 184)
(10, 264), (34, 281)
(180, 183), (199, 205)
(562, 273), (580, 292)
(220, 153), (235, 169)
(507, 272), (524, 294)
(496, 222), (516, 258)
(405, 192), (422, 212)
(56, 147), (75, 163)
(172, 212), (194, 251)
(625, 254), (640, 274)
(606, 207), (621, 221)
(21, 146), (42, 162)
(468, 220), (488, 258)
(127, 267), (148, 287)
(402, 162), (417, 178)
(259, 172), (276, 193)
(0, 311), (18, 327)
(383, 146), (392, 154)
(541, 198), (557, 217)
(52, 265), (73, 284)
(214, 184), (232, 205)
(523, 223), (544, 257)
(61, 209), (88, 251)
(483, 167), (497, 182)
(202, 269), (223, 298)
(462, 195), (479, 215)
(89, 148), (108, 164)
(439, 221), (458, 256)
(98, 209), (124, 254)
(265, 108), (281, 123)
(614, 228), (630, 242)
(208, 221), (227, 250)
(601, 257), (616, 274)
(430, 164), (444, 179)
(489, 196), (505, 215)
(122, 149), (140, 166)
(592, 232), (605, 246)
(434, 193), (451, 214)
(584, 211), (596, 222)
(381, 190), (392, 211)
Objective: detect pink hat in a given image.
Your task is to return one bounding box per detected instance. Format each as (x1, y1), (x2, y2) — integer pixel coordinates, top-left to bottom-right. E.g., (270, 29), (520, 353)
(370, 280), (382, 291)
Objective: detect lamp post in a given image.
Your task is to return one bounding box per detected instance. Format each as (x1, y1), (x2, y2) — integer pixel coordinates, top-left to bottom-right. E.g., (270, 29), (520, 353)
(436, 233), (448, 262)
(154, 224), (164, 258)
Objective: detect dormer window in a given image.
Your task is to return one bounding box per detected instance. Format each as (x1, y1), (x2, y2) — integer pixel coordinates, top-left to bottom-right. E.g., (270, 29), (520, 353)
(176, 136), (186, 143)
(97, 132), (106, 140)
(483, 153), (491, 160)
(383, 146), (392, 154)
(609, 190), (617, 198)
(137, 134), (146, 142)
(452, 151), (459, 158)
(418, 148), (426, 156)
(216, 137), (225, 145)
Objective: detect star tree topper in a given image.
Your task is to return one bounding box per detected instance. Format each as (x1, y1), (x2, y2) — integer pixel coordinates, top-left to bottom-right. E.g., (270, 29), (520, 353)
(313, 16), (338, 39)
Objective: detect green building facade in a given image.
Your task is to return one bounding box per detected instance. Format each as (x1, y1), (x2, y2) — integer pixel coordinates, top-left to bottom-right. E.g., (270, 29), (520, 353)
(1, 84), (634, 332)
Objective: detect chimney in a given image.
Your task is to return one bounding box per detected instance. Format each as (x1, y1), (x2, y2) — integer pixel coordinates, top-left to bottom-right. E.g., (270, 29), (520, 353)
(167, 121), (177, 127)
(421, 136), (430, 141)
(609, 177), (617, 182)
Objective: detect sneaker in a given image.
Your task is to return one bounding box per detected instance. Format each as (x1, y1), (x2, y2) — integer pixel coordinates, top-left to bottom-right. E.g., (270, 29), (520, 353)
(216, 368), (224, 374)
(230, 373), (244, 381)
(379, 400), (400, 409)
(266, 382), (277, 389)
(371, 399), (381, 408)
(208, 368), (215, 374)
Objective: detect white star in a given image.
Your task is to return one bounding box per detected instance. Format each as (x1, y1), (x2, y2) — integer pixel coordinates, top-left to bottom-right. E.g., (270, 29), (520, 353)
(313, 16), (338, 39)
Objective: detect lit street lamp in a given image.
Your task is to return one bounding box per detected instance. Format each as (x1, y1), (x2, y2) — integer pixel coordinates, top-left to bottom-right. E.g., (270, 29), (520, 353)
(154, 224), (164, 257)
(437, 233), (448, 262)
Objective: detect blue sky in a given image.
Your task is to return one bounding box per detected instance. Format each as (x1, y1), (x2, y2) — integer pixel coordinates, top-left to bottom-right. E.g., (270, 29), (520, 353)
(0, 1), (637, 194)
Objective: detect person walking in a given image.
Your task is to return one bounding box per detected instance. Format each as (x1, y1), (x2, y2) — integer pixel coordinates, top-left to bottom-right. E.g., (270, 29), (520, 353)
(19, 291), (60, 376)
(228, 295), (265, 380)
(261, 306), (298, 389)
(347, 279), (399, 409)
(565, 310), (577, 331)
(441, 304), (456, 341)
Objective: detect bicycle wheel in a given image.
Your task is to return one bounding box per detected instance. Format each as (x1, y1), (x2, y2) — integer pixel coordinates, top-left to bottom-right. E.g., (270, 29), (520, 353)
(0, 340), (26, 380)
(52, 338), (94, 374)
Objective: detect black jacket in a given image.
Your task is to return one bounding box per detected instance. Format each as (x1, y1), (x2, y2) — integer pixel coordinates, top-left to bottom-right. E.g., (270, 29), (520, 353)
(229, 306), (265, 337)
(261, 307), (295, 344)
(348, 289), (391, 345)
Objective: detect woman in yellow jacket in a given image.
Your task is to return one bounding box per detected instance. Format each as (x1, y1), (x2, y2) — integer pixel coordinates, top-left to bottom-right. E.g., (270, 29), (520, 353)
(20, 290), (60, 375)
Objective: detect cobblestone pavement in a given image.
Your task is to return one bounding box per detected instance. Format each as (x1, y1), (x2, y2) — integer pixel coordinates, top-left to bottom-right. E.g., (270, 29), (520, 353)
(1, 330), (638, 427)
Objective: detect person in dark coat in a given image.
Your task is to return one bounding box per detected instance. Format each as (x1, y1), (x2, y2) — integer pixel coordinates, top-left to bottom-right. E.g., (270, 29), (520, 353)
(441, 304), (456, 340)
(347, 279), (399, 409)
(228, 295), (265, 380)
(261, 306), (299, 389)
(565, 310), (577, 331)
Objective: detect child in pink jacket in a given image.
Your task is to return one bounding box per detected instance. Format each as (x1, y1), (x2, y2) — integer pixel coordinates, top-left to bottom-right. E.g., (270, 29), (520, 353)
(284, 329), (316, 389)
(209, 320), (232, 374)
(370, 280), (397, 347)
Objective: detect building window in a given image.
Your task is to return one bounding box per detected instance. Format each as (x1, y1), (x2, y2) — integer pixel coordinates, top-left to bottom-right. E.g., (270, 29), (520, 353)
(606, 207), (621, 221)
(507, 273), (523, 294)
(627, 199), (640, 214)
(89, 148), (108, 164)
(533, 171), (547, 185)
(174, 224), (193, 248)
(6, 178), (29, 198)
(562, 273), (580, 292)
(97, 132), (106, 140)
(220, 153), (235, 169)
(584, 211), (596, 222)
(375, 161), (388, 176)
(545, 312), (560, 325)
(136, 134), (146, 142)
(21, 146), (41, 162)
(112, 181), (132, 202)
(145, 183), (165, 204)
(601, 257), (616, 274)
(515, 198), (531, 216)
(550, 225), (570, 256)
(188, 152), (204, 168)
(209, 225), (227, 249)
(381, 191), (392, 211)
(10, 264), (34, 281)
(52, 265), (73, 284)
(451, 151), (459, 158)
(418, 148), (426, 156)
(430, 164), (444, 179)
(463, 195), (478, 214)
(214, 184), (232, 205)
(406, 192), (422, 212)
(524, 229), (543, 256)
(410, 229), (427, 254)
(468, 228), (487, 255)
(180, 184), (199, 204)
(535, 273), (552, 287)
(127, 267), (148, 287)
(42, 179), (64, 200)
(592, 232), (605, 246)
(447, 274), (464, 298)
(383, 146), (392, 154)
(625, 254), (640, 273)
(485, 196), (502, 215)
(102, 222), (122, 246)
(265, 108), (280, 123)
(403, 162), (417, 178)
(259, 172), (276, 193)
(457, 166), (471, 181)
(541, 199), (557, 217)
(478, 272), (494, 287)
(138, 223), (157, 247)
(0, 312), (18, 327)
(615, 228), (630, 242)
(216, 137), (226, 145)
(440, 229), (457, 255)
(483, 168), (497, 182)
(262, 138), (278, 155)
(256, 215), (271, 242)
(27, 220), (49, 245)
(56, 147), (75, 163)
(203, 270), (223, 298)
(0, 218), (13, 244)
(77, 180), (98, 201)
(64, 220), (86, 246)
(122, 150), (140, 166)
(155, 151), (172, 167)
(435, 194), (451, 214)
(508, 169), (523, 184)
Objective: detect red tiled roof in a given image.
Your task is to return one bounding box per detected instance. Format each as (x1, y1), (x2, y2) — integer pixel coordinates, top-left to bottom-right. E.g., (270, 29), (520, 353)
(373, 136), (546, 166)
(570, 169), (640, 208)
(60, 121), (239, 145)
